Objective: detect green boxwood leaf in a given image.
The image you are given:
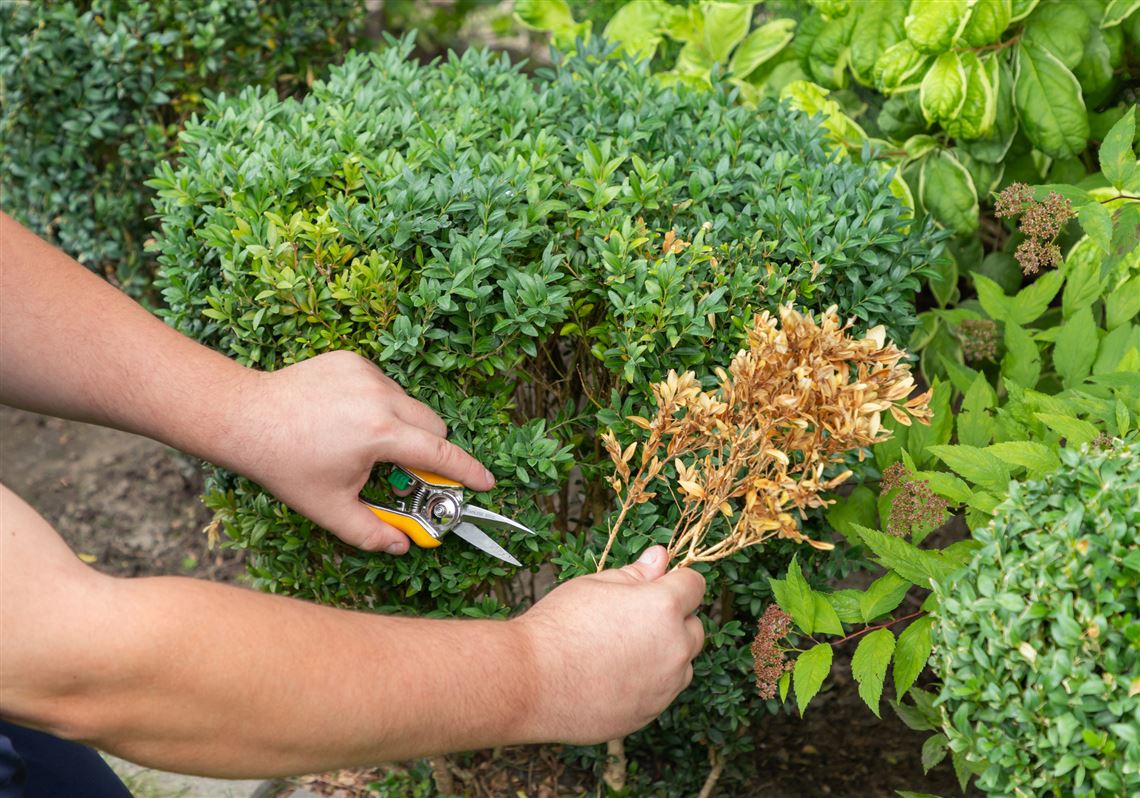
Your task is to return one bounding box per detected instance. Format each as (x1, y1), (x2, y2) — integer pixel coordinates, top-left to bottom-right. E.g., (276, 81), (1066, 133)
(894, 615), (934, 699)
(730, 18), (796, 79)
(852, 627), (895, 716)
(905, 0), (969, 53)
(918, 150), (979, 235)
(794, 642), (833, 715)
(1013, 44), (1089, 159)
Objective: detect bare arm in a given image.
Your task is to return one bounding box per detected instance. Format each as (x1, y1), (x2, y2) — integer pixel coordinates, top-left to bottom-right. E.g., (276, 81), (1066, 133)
(0, 211), (490, 553)
(0, 486), (705, 777)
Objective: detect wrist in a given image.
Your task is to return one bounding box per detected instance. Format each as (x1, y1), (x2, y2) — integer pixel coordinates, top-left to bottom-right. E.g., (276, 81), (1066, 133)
(505, 614), (557, 745)
(189, 361), (267, 475)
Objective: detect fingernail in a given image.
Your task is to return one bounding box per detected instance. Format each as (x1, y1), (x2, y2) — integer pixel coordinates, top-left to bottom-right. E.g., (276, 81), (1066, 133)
(483, 468), (495, 486)
(385, 542), (406, 555)
(638, 546), (662, 566)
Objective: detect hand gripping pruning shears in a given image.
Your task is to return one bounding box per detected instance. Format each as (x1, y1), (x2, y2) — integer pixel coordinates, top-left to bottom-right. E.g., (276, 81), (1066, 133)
(362, 467), (534, 566)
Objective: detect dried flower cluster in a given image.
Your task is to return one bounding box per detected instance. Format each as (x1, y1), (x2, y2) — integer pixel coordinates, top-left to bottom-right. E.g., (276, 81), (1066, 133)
(881, 462), (948, 538)
(597, 305), (932, 570)
(994, 183), (1075, 275)
(956, 319), (999, 362)
(750, 605), (794, 699)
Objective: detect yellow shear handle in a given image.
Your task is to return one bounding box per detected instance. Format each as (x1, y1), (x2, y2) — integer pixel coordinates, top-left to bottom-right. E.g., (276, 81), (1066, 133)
(404, 467), (463, 488)
(365, 506), (442, 549)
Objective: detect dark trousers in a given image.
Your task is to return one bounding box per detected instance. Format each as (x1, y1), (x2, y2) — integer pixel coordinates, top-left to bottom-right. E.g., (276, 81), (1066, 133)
(0, 720), (131, 798)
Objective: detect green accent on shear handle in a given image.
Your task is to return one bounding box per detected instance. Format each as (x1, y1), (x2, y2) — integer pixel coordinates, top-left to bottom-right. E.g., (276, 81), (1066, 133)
(388, 468), (412, 492)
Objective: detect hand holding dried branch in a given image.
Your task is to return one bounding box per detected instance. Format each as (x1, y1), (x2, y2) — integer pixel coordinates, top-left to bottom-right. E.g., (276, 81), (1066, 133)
(598, 304), (931, 570)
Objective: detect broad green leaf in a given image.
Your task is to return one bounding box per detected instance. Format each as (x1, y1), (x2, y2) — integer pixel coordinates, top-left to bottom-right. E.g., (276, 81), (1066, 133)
(1077, 201), (1114, 255)
(1034, 412), (1099, 445)
(918, 150), (978, 235)
(1062, 236), (1106, 316)
(1099, 106), (1138, 190)
(813, 592), (846, 636)
(859, 571), (911, 621)
(874, 40), (930, 92)
(893, 616), (934, 698)
(958, 371), (995, 447)
(903, 380), (953, 467)
(826, 484), (878, 545)
(926, 444), (1011, 491)
(826, 589), (865, 624)
(805, 12), (856, 89)
(1012, 268), (1064, 325)
(729, 19), (796, 79)
(1053, 306), (1098, 387)
(920, 733), (950, 773)
(1106, 275), (1140, 329)
(852, 524), (962, 587)
(974, 273), (1013, 321)
(1013, 44), (1089, 159)
(914, 469), (973, 504)
(603, 0), (675, 60)
(770, 555), (816, 634)
(905, 0), (969, 53)
(1022, 2), (1091, 70)
(703, 1), (756, 64)
(959, 58), (1017, 162)
(514, 0), (590, 48)
(1010, 0), (1040, 22)
(794, 643), (833, 715)
(851, 628), (895, 716)
(920, 52), (967, 124)
(1093, 323), (1140, 374)
(944, 52), (996, 140)
(960, 0), (1012, 47)
(778, 670), (791, 702)
(848, 0), (907, 85)
(1102, 0), (1140, 27)
(985, 441), (1061, 474)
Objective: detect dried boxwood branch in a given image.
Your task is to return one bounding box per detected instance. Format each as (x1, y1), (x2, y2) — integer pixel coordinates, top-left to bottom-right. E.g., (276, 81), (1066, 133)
(598, 304), (931, 570)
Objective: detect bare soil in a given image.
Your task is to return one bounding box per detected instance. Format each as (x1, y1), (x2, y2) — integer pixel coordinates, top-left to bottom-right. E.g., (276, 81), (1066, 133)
(0, 404), (979, 797)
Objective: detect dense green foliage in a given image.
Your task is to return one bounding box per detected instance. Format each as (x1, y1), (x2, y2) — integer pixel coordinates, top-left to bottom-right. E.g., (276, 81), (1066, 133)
(151, 35), (940, 793)
(932, 439), (1140, 797)
(0, 0), (362, 294)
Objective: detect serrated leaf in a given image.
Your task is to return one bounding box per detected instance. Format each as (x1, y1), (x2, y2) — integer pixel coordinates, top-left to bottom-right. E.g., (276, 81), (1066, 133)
(1002, 321), (1041, 388)
(1100, 106), (1138, 190)
(770, 555), (816, 634)
(984, 441), (1061, 474)
(851, 628), (895, 717)
(1106, 275), (1140, 330)
(1053, 306), (1098, 387)
(926, 444), (1011, 491)
(894, 616), (934, 698)
(852, 525), (962, 587)
(1077, 202), (1113, 255)
(812, 592), (846, 636)
(920, 733), (949, 773)
(827, 589), (866, 624)
(1011, 268), (1063, 325)
(794, 642), (833, 716)
(1062, 236), (1106, 316)
(957, 371), (995, 448)
(1034, 413), (1099, 445)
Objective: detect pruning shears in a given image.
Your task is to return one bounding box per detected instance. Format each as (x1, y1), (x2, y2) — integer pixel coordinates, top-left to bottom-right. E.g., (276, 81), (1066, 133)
(362, 467), (533, 566)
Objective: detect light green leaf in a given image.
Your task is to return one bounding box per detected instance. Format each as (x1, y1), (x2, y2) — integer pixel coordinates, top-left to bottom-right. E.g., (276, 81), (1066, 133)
(849, 0), (907, 85)
(602, 0), (674, 60)
(960, 0), (1012, 47)
(903, 380), (953, 467)
(1022, 2), (1091, 70)
(794, 643), (833, 715)
(960, 58), (1017, 163)
(1099, 106), (1138, 190)
(905, 0), (969, 53)
(1012, 268), (1063, 325)
(513, 0), (590, 47)
(1106, 275), (1140, 329)
(874, 40), (930, 92)
(827, 589), (865, 624)
(974, 273), (1013, 321)
(1054, 306), (1098, 387)
(813, 592), (846, 636)
(914, 470), (973, 504)
(859, 572), (911, 621)
(826, 484), (878, 546)
(730, 18), (796, 79)
(958, 371), (995, 447)
(944, 52), (996, 140)
(1013, 44), (1089, 159)
(1077, 201), (1114, 255)
(778, 670), (791, 702)
(852, 628), (895, 717)
(1102, 0), (1140, 28)
(1062, 236), (1106, 317)
(985, 441), (1061, 474)
(893, 616), (934, 698)
(1010, 0), (1040, 22)
(920, 52), (967, 124)
(926, 444), (1010, 491)
(1034, 413), (1099, 445)
(852, 525), (963, 587)
(920, 733), (950, 773)
(702, 1), (756, 64)
(919, 151), (979, 235)
(1093, 323), (1140, 374)
(770, 556), (817, 635)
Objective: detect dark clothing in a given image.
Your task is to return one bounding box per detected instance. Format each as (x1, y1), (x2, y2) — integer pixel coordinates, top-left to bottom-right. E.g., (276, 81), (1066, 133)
(0, 720), (131, 798)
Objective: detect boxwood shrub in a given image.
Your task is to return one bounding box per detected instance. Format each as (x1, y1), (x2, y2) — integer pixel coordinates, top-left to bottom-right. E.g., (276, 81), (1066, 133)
(932, 439), (1140, 797)
(151, 36), (943, 794)
(0, 0), (362, 295)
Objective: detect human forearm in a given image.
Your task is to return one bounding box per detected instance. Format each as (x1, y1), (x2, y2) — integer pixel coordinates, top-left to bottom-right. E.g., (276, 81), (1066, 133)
(25, 575), (536, 777)
(0, 211), (253, 468)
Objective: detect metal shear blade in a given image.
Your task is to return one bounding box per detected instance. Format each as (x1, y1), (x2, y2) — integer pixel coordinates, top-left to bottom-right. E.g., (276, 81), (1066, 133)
(451, 522), (522, 567)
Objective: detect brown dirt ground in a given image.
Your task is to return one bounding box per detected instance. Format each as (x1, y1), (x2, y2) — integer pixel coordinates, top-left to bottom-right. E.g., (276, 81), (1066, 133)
(0, 405), (980, 797)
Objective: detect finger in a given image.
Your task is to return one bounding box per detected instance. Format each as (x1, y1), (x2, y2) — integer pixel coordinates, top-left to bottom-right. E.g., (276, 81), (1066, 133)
(323, 501), (410, 555)
(658, 566), (707, 615)
(393, 394), (447, 438)
(684, 615), (705, 659)
(615, 545), (668, 583)
(385, 426), (495, 491)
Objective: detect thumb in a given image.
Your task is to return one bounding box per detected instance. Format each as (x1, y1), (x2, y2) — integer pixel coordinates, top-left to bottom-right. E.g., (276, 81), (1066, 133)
(324, 501), (410, 555)
(618, 544), (668, 582)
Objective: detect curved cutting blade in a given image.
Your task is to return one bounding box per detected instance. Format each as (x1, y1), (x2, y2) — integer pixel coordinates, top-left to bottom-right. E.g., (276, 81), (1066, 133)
(451, 522), (522, 567)
(461, 504), (536, 536)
